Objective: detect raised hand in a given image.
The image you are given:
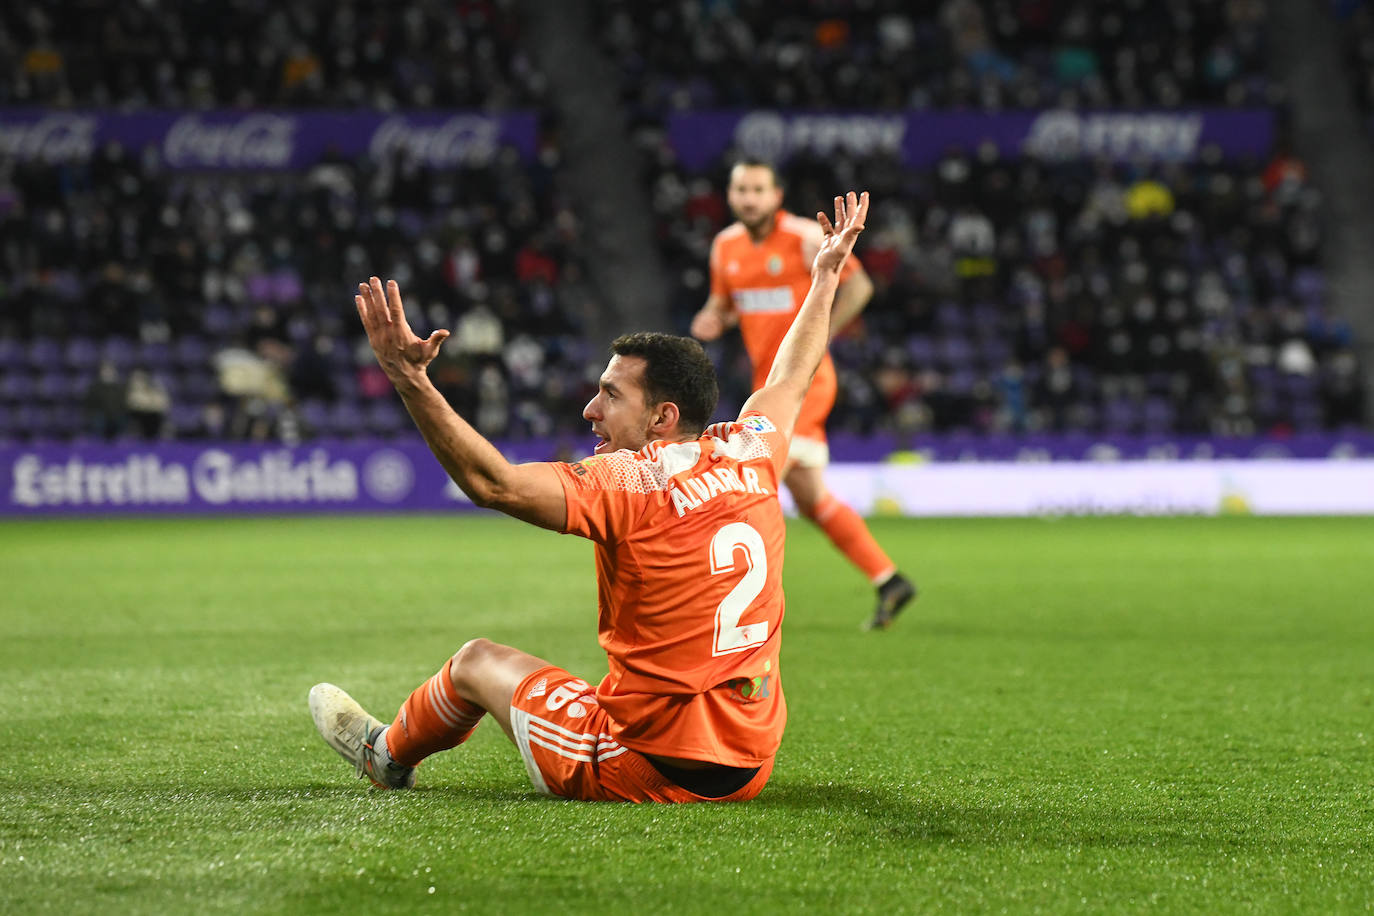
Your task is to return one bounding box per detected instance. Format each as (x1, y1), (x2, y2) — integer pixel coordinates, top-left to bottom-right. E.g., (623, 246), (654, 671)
(354, 276), (451, 384)
(812, 190), (869, 276)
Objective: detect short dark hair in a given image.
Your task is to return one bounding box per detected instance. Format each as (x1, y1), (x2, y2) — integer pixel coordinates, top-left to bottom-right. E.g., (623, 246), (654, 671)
(731, 158), (783, 187)
(610, 332), (719, 436)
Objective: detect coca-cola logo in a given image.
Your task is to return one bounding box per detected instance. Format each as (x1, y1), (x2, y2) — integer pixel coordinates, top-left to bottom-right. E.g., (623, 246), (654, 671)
(0, 113), (98, 162)
(163, 114), (297, 168)
(368, 116), (501, 168)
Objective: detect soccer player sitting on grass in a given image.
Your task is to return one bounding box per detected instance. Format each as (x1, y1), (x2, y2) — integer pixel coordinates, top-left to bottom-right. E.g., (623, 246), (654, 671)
(310, 191), (870, 803)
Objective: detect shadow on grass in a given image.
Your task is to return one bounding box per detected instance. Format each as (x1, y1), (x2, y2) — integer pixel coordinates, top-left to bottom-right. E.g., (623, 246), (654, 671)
(756, 780), (1277, 851)
(758, 781), (957, 841)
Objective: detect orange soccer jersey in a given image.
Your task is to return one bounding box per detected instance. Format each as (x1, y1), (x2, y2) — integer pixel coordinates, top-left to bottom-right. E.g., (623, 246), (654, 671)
(709, 210), (862, 442)
(549, 412), (790, 768)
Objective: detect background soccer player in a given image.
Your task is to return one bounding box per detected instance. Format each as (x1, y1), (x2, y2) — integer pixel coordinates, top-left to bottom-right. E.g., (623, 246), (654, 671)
(692, 161), (916, 629)
(310, 191), (871, 803)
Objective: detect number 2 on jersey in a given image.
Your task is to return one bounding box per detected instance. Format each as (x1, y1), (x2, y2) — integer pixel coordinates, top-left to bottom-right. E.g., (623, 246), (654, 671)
(709, 522), (769, 656)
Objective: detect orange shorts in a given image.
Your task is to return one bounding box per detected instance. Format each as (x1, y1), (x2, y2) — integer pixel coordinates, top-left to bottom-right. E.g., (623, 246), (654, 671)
(508, 666), (774, 803)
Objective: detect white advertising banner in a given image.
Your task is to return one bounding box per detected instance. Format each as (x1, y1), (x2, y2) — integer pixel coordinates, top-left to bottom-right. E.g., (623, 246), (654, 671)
(777, 461), (1374, 517)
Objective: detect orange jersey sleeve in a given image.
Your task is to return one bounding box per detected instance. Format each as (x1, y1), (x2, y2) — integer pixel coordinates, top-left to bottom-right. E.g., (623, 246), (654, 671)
(547, 414), (790, 766)
(708, 232), (732, 302)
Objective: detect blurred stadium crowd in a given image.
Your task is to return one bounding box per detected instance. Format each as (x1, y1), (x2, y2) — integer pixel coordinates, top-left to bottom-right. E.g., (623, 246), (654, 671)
(0, 0), (1367, 446)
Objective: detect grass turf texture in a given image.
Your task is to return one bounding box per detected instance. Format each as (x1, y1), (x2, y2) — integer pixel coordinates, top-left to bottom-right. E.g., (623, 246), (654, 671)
(1, 515), (1371, 914)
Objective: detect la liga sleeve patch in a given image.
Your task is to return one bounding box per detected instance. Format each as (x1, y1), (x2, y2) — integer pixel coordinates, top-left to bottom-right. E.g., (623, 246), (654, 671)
(740, 415), (777, 434)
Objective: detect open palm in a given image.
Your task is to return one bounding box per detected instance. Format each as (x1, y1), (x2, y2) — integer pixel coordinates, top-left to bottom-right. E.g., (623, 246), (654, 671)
(812, 190), (870, 275)
(354, 276), (451, 382)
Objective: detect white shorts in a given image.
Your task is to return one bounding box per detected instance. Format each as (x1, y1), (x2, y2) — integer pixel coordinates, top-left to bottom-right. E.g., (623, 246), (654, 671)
(787, 435), (830, 469)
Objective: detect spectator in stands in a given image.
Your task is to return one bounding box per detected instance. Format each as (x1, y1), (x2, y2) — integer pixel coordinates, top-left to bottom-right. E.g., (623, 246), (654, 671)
(84, 361), (127, 441)
(125, 368), (169, 440)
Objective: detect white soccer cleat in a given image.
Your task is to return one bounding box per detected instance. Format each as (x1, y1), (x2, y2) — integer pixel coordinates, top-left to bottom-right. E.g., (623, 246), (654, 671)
(308, 683), (416, 790)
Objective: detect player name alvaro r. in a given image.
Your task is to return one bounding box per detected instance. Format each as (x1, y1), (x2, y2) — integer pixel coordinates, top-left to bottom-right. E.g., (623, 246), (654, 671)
(670, 464), (771, 518)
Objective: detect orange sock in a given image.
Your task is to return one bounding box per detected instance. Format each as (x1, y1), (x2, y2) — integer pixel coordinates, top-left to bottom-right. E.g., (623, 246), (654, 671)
(809, 494), (897, 584)
(384, 658), (485, 767)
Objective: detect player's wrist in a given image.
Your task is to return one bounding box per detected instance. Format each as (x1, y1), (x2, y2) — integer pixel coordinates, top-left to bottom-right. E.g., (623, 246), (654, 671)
(388, 366), (433, 396)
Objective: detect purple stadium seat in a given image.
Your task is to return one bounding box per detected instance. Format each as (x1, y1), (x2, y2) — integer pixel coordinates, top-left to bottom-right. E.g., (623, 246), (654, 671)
(327, 401), (366, 438)
(977, 337), (1012, 368)
(946, 369), (978, 395)
(246, 273), (274, 302)
(170, 404), (204, 435)
(1290, 400), (1324, 432)
(1102, 398), (1138, 433)
(178, 368), (220, 402)
(1142, 398), (1176, 434)
(0, 337), (20, 367)
(365, 400), (406, 436)
(934, 301), (970, 335)
(1283, 373), (1317, 399)
(26, 338), (61, 369)
(298, 400), (330, 435)
(1248, 365), (1278, 393)
(173, 336), (211, 369)
(1291, 268), (1325, 305)
(100, 337), (137, 369)
(201, 304), (237, 336)
(332, 370), (360, 400)
(137, 341), (174, 369)
(36, 372), (77, 402)
(937, 336), (976, 368)
(64, 337), (101, 370)
(905, 336), (936, 367)
(1, 371), (36, 403)
(51, 404), (84, 438)
(271, 269), (304, 303)
(13, 403), (56, 440)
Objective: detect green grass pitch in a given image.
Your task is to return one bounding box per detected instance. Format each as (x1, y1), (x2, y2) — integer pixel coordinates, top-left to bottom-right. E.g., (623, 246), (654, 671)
(1, 514), (1371, 913)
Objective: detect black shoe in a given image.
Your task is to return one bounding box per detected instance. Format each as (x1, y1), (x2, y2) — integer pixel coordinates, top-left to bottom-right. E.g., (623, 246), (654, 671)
(865, 573), (916, 631)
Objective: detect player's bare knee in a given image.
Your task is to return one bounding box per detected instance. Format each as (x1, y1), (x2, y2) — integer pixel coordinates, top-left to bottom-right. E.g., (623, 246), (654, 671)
(449, 638), (495, 690)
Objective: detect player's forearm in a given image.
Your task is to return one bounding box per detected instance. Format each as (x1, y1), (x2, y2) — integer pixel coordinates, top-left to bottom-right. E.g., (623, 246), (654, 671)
(698, 295), (738, 329)
(390, 373), (516, 507)
(764, 270), (840, 395)
(829, 269), (873, 340)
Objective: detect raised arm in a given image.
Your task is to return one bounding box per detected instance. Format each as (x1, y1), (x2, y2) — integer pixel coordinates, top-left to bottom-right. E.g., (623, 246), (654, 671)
(798, 219), (875, 340)
(740, 191), (869, 436)
(829, 265), (874, 340)
(355, 277), (566, 531)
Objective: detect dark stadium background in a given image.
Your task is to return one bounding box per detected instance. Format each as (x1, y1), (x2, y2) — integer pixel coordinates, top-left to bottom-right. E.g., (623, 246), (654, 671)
(1, 0), (1372, 515)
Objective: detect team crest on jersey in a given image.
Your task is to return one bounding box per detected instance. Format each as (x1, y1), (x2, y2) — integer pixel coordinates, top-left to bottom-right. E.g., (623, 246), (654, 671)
(741, 415), (777, 434)
(569, 453), (609, 477)
(766, 255), (784, 275)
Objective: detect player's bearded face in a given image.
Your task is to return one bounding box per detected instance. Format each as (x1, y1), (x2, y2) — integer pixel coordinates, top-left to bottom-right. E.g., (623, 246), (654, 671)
(583, 355), (658, 454)
(728, 166), (783, 232)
